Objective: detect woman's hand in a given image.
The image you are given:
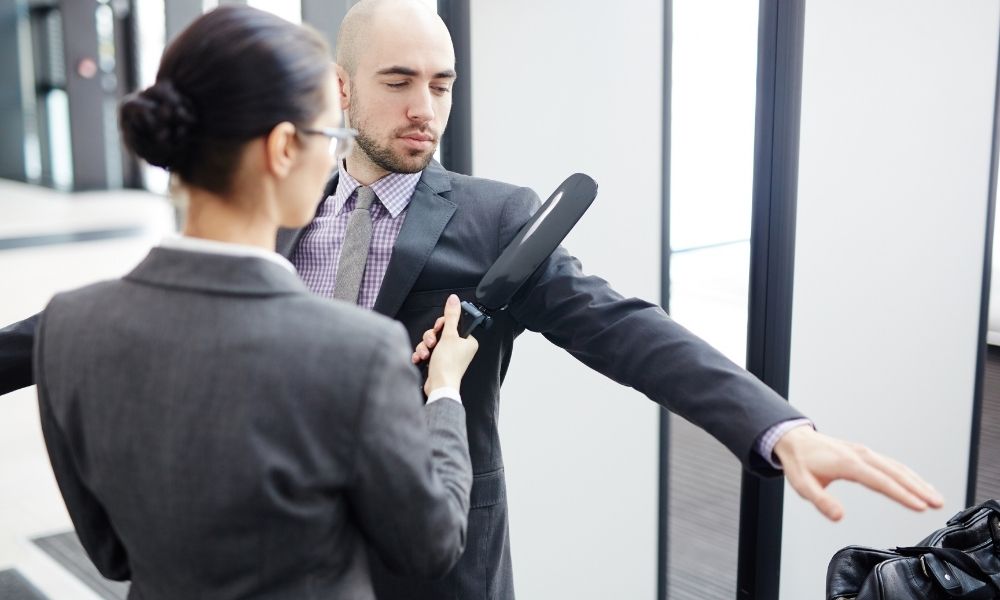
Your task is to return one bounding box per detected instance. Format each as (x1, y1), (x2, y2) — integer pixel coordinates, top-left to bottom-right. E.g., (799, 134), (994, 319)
(422, 295), (479, 396)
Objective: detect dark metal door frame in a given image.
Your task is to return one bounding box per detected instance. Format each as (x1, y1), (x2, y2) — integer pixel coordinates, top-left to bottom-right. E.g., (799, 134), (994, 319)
(437, 0), (472, 176)
(967, 10), (1000, 506)
(658, 0), (673, 597)
(736, 1), (806, 598)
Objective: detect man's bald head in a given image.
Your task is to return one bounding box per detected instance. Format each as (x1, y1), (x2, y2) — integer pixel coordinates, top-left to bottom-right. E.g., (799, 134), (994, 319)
(333, 0), (456, 180)
(336, 0), (452, 76)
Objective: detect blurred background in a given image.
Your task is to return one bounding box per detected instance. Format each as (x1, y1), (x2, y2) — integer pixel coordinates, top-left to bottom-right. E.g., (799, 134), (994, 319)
(1, 1), (998, 599)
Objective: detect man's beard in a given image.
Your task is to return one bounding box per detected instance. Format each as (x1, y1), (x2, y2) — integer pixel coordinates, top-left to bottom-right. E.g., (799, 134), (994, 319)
(350, 108), (437, 174)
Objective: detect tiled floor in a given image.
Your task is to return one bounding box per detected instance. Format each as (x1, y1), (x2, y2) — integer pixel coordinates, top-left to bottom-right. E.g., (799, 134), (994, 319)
(0, 568), (47, 600)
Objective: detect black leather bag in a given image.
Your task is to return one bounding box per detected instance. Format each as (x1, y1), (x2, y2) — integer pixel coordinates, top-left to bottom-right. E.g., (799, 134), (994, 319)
(826, 500), (1000, 600)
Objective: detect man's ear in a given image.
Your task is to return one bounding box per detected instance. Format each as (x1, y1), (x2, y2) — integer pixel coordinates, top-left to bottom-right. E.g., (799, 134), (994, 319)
(265, 122), (298, 179)
(334, 63), (351, 111)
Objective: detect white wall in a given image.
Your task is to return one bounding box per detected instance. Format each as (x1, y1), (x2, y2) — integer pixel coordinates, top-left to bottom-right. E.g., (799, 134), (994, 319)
(470, 2), (663, 598)
(780, 2), (999, 598)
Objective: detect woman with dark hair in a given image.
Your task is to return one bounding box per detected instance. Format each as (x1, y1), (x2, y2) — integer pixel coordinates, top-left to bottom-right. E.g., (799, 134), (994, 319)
(34, 6), (477, 599)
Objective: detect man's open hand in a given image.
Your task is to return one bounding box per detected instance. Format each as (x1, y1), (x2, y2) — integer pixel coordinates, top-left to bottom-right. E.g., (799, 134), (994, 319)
(774, 426), (944, 521)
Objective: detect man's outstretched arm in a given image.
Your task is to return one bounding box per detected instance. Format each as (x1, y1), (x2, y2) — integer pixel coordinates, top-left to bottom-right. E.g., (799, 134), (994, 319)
(498, 187), (945, 520)
(0, 313), (39, 395)
(416, 186), (944, 521)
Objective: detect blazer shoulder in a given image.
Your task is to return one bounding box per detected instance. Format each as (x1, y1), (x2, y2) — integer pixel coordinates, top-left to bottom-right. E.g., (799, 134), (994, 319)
(446, 171), (537, 208)
(43, 280), (126, 325)
(49, 279), (123, 304)
(36, 280), (128, 381)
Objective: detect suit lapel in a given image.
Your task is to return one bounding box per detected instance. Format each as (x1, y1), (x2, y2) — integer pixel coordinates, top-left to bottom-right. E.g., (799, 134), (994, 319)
(373, 162), (455, 317)
(275, 173), (341, 259)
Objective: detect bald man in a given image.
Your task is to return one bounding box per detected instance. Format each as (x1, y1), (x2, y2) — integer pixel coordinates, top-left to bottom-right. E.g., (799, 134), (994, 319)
(0, 1), (944, 599)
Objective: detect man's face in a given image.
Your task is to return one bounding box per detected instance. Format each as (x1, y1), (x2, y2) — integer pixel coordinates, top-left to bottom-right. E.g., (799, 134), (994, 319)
(343, 16), (456, 174)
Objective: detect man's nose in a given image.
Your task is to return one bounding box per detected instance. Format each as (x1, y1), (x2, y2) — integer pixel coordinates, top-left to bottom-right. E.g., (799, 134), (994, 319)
(406, 88), (434, 124)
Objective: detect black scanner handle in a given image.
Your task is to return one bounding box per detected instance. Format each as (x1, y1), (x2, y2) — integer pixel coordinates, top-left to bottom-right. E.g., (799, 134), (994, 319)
(459, 301), (493, 338)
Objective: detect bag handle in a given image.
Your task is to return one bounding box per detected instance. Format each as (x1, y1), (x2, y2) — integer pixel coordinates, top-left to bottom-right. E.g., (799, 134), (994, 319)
(897, 546), (1000, 598)
(947, 499), (1000, 526)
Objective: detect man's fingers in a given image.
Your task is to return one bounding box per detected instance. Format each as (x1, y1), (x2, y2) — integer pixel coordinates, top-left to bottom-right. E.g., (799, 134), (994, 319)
(423, 328), (439, 349)
(857, 448), (943, 508)
(883, 454), (943, 507)
(433, 316), (446, 333)
(440, 294), (462, 335)
(844, 456), (928, 511)
(787, 466), (844, 522)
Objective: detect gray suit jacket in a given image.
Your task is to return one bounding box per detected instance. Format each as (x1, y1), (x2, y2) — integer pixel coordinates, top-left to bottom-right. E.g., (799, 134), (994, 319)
(275, 161), (807, 600)
(34, 247), (472, 600)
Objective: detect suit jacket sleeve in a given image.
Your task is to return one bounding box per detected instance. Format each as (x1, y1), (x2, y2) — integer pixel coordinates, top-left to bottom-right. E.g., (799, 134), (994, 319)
(501, 187), (805, 476)
(34, 310), (131, 581)
(348, 322), (472, 578)
(0, 313), (39, 396)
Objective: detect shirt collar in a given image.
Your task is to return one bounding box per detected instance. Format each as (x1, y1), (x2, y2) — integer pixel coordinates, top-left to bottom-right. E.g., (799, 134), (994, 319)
(331, 160), (423, 218)
(159, 235), (296, 274)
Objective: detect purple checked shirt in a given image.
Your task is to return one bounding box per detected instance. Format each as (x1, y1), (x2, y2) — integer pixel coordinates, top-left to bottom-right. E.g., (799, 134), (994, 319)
(293, 162), (422, 310)
(291, 161), (810, 467)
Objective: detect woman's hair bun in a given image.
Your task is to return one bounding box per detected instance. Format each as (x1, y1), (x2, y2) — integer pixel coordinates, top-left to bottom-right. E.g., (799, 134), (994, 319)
(119, 79), (198, 170)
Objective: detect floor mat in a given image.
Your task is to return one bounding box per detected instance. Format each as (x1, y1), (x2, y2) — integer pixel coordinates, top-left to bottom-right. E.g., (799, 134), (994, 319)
(32, 532), (129, 600)
(0, 569), (48, 600)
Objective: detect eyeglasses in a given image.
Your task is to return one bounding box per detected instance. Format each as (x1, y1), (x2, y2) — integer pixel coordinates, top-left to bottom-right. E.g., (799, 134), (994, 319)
(298, 127), (358, 160)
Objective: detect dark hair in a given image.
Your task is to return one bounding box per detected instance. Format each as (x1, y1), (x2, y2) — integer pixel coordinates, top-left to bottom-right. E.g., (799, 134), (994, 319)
(119, 6), (331, 194)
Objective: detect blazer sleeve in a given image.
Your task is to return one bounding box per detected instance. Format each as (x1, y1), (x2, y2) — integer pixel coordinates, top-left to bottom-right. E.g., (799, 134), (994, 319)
(34, 310), (131, 581)
(500, 187), (806, 476)
(348, 322), (472, 578)
(0, 313), (39, 396)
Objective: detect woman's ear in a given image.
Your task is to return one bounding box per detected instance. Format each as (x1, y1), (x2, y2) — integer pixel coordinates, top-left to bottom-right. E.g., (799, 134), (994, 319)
(265, 121), (298, 179)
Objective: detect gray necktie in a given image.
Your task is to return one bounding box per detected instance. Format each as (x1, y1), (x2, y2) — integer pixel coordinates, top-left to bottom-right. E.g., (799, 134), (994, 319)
(333, 185), (376, 304)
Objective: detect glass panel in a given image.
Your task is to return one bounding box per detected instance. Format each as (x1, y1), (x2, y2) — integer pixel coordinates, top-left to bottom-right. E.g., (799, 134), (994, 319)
(46, 89), (72, 191)
(667, 1), (759, 598)
(973, 183), (1000, 502)
(134, 0), (168, 193)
